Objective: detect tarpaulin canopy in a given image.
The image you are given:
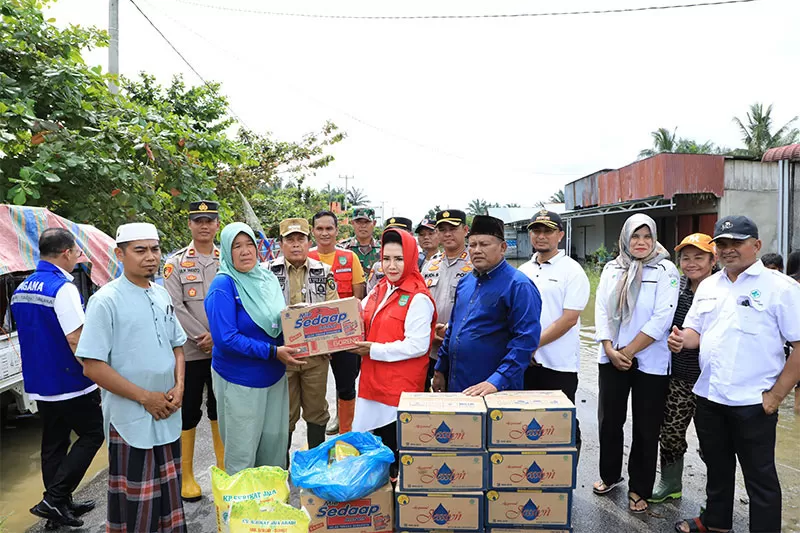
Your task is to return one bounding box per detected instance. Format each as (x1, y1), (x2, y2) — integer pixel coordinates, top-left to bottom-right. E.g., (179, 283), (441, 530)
(0, 205), (121, 286)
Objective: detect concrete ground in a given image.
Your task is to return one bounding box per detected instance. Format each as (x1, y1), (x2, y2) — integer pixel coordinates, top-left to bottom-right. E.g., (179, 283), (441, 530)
(28, 340), (766, 532)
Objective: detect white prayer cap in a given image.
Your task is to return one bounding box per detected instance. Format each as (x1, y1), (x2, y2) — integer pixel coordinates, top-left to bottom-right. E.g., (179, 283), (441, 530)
(115, 222), (159, 244)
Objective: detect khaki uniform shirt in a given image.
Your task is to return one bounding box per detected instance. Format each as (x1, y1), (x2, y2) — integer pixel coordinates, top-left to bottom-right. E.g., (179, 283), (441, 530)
(163, 242), (220, 362)
(268, 256), (338, 305)
(421, 249), (473, 359)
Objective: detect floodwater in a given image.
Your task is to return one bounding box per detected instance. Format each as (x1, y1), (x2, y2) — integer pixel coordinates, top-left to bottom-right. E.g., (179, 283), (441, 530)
(1, 261), (798, 531)
(0, 414), (108, 532)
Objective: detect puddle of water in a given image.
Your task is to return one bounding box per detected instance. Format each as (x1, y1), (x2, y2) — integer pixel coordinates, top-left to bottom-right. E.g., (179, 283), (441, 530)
(0, 414), (108, 532)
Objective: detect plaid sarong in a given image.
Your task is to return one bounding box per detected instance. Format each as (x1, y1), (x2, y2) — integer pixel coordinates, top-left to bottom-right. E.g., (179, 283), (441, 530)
(107, 425), (186, 532)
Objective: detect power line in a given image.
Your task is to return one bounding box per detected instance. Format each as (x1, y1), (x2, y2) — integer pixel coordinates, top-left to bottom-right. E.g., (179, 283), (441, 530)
(166, 0), (759, 21)
(133, 0), (579, 177)
(127, 0), (252, 130)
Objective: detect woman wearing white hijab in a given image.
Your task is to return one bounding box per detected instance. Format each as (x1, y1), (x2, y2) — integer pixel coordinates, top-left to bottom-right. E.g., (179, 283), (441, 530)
(592, 213), (680, 514)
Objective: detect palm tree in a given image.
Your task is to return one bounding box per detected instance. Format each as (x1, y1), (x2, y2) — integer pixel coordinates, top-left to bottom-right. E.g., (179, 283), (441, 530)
(548, 190), (565, 203)
(425, 205), (442, 219)
(504, 203), (521, 208)
(733, 103), (800, 158)
(467, 198), (489, 216)
(639, 128), (678, 159)
(347, 187), (369, 206)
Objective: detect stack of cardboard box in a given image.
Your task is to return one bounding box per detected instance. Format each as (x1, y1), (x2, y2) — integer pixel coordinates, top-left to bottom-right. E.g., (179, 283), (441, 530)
(484, 390), (577, 533)
(395, 392), (488, 532)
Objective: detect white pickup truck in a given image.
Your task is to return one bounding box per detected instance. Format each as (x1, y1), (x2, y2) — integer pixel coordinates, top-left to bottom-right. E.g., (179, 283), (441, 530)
(0, 330), (36, 415)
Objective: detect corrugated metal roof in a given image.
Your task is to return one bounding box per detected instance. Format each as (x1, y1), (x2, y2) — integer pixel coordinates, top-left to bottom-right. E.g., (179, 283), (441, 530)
(762, 143), (800, 162)
(564, 153), (725, 209)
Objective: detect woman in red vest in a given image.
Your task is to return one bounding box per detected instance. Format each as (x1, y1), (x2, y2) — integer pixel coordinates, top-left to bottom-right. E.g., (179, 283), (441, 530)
(352, 228), (437, 479)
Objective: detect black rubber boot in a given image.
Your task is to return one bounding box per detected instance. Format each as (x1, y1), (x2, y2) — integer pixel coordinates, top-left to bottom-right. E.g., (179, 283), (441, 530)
(307, 423), (327, 450)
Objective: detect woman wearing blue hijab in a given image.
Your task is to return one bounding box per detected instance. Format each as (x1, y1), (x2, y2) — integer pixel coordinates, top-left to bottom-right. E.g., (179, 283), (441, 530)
(205, 223), (305, 473)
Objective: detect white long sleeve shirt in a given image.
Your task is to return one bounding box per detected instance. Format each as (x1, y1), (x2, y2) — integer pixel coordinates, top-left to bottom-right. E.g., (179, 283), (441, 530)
(595, 258), (680, 375)
(352, 286), (435, 432)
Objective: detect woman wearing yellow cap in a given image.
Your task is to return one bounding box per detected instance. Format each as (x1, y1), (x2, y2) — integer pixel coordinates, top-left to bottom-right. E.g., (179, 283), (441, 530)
(650, 233), (718, 503)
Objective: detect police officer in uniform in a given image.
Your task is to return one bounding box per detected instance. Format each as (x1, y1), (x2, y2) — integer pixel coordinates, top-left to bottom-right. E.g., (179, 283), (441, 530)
(366, 217), (414, 294)
(415, 218), (440, 269)
(421, 209), (473, 390)
(163, 200), (224, 502)
(268, 218), (338, 452)
(340, 207), (381, 273)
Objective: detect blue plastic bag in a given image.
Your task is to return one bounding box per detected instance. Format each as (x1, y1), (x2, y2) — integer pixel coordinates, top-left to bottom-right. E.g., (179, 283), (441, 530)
(290, 431), (394, 502)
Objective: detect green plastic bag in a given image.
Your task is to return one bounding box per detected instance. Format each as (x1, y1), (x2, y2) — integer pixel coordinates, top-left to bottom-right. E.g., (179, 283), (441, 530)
(228, 500), (310, 533)
(211, 465), (290, 532)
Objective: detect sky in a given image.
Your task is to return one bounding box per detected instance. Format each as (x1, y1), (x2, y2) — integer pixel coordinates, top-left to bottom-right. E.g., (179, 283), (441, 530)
(45, 0), (800, 223)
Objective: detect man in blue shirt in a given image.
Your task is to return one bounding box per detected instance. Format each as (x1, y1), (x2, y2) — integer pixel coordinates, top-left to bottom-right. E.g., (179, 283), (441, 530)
(78, 222), (188, 532)
(11, 228), (104, 528)
(432, 215), (542, 396)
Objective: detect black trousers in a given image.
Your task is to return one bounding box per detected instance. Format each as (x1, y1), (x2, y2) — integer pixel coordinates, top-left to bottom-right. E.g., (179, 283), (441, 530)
(372, 421), (399, 478)
(524, 364), (582, 453)
(182, 358), (218, 430)
(330, 351), (360, 401)
(37, 389), (104, 504)
(597, 363), (668, 499)
(424, 357), (436, 392)
(695, 396), (781, 533)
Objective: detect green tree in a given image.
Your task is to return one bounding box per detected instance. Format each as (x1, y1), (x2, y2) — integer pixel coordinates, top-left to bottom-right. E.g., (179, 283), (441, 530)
(0, 1), (344, 251)
(425, 205), (441, 219)
(548, 190), (565, 203)
(346, 187), (369, 206)
(467, 198), (489, 216)
(638, 127), (724, 159)
(733, 103), (799, 158)
(504, 203), (520, 208)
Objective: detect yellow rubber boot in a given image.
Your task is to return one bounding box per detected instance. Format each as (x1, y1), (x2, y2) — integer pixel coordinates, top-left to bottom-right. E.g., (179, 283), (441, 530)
(210, 420), (225, 470)
(180, 429), (202, 502)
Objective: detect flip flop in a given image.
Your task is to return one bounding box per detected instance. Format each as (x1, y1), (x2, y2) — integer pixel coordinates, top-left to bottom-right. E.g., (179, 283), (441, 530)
(592, 477), (624, 495)
(628, 492), (648, 514)
(674, 516), (734, 533)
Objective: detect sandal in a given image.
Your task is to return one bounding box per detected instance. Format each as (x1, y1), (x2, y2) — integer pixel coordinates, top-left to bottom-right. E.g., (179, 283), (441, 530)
(674, 516), (733, 533)
(592, 477), (624, 495)
(628, 492), (648, 514)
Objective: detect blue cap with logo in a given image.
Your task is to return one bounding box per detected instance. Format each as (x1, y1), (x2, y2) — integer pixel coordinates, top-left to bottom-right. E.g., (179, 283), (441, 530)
(711, 215), (759, 242)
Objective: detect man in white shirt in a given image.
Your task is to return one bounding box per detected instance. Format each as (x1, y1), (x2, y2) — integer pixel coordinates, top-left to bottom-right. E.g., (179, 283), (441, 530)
(519, 210), (589, 454)
(10, 228), (104, 528)
(669, 216), (800, 533)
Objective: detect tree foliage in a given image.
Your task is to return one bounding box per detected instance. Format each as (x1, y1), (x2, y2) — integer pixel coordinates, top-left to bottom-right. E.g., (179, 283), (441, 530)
(548, 190), (565, 203)
(638, 127), (724, 159)
(346, 187), (369, 206)
(424, 205), (442, 219)
(0, 1), (344, 251)
(733, 103), (799, 159)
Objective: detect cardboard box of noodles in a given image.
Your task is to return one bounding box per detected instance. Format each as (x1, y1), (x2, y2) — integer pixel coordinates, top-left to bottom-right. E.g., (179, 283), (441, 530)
(488, 448), (577, 490)
(281, 297), (364, 357)
(398, 450), (487, 491)
(396, 490), (484, 531)
(485, 490), (572, 529)
(485, 391), (575, 448)
(300, 483), (393, 533)
(397, 392), (486, 450)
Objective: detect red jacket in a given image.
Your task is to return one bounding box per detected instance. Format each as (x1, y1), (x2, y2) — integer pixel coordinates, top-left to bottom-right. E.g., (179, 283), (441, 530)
(359, 229), (437, 406)
(308, 247), (355, 298)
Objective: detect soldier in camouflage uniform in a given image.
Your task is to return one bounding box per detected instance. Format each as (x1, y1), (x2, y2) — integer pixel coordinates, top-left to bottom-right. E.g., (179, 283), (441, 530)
(340, 207), (381, 274)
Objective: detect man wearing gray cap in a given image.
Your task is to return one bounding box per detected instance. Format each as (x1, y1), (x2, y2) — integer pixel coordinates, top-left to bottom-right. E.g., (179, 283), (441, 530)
(669, 215), (800, 533)
(78, 223), (188, 532)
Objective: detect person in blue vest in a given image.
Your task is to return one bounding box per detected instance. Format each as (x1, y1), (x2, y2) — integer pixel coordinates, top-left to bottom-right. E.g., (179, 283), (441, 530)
(432, 215), (542, 395)
(10, 228), (104, 529)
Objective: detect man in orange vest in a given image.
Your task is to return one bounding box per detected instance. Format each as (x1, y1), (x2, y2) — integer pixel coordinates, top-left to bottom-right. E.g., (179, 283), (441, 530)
(309, 210), (366, 434)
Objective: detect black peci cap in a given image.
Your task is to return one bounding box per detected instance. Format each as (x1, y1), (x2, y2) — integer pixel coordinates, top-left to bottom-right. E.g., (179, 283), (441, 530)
(469, 215), (505, 241)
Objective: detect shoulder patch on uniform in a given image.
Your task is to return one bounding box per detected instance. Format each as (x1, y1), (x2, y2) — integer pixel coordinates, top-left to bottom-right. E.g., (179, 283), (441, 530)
(670, 278), (678, 287)
(164, 264), (174, 279)
(327, 278), (337, 292)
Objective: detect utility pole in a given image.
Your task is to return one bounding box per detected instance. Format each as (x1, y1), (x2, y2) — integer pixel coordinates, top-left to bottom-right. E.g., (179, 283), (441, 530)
(108, 0), (119, 94)
(339, 175), (354, 211)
